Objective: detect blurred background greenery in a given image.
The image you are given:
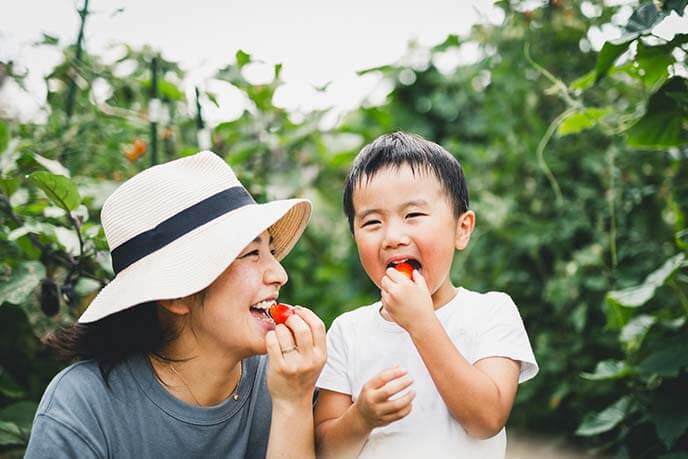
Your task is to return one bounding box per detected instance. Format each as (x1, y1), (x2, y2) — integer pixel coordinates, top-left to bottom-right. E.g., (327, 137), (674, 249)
(1, 0), (687, 457)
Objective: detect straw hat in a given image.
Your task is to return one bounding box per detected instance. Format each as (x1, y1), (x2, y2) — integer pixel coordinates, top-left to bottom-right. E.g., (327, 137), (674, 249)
(78, 151), (311, 323)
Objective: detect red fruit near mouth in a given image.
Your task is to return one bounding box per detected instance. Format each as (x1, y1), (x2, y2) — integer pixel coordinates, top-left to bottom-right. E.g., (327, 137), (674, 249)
(394, 262), (414, 280)
(268, 303), (296, 325)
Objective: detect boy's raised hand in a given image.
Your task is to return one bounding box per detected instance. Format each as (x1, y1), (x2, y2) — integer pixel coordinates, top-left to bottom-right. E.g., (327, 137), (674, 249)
(380, 267), (434, 331)
(353, 366), (415, 430)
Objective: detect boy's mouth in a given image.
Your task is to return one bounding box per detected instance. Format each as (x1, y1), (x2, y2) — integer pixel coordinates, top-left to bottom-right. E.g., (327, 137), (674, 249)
(387, 258), (422, 271)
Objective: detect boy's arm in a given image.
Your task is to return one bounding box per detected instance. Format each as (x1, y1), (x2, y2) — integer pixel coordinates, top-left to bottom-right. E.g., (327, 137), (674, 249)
(381, 269), (521, 439)
(408, 317), (520, 439)
(315, 368), (415, 458)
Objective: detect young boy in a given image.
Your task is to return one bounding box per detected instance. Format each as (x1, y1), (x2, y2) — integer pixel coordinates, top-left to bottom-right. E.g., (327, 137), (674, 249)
(314, 132), (538, 458)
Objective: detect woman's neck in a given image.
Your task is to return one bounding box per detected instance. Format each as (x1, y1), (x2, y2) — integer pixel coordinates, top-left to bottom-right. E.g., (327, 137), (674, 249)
(150, 342), (243, 407)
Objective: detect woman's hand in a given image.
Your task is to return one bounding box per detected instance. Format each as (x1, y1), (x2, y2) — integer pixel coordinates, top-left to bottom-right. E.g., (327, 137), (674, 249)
(265, 306), (326, 403)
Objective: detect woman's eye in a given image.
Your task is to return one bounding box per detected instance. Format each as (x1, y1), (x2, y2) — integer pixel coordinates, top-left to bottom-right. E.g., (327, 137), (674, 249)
(241, 249), (260, 258)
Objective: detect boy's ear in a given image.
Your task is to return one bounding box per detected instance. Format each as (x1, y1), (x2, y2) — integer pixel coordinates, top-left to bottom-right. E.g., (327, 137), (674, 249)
(455, 210), (475, 250)
(158, 298), (192, 316)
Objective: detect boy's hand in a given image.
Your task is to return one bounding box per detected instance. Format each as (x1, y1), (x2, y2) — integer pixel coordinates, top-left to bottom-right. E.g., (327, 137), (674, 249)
(353, 366), (415, 430)
(380, 267), (434, 331)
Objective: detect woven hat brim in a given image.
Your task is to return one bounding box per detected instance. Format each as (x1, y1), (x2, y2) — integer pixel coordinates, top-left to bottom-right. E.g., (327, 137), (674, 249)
(78, 198), (311, 323)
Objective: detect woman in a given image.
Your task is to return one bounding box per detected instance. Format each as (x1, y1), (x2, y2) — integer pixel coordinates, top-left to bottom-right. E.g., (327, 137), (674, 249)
(25, 151), (326, 458)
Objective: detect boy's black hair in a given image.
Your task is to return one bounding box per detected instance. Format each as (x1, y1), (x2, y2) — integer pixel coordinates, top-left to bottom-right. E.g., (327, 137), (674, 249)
(343, 131), (469, 232)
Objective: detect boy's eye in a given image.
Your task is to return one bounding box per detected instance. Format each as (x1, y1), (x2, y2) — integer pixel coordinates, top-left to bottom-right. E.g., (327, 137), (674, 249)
(406, 212), (426, 218)
(361, 220), (380, 228)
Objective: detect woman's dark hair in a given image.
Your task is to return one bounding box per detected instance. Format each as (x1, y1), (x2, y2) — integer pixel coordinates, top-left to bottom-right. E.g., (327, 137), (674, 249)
(342, 131), (470, 232)
(45, 301), (179, 382)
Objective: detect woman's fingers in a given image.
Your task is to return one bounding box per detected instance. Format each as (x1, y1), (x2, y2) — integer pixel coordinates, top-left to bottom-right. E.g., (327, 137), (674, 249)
(293, 306), (326, 350)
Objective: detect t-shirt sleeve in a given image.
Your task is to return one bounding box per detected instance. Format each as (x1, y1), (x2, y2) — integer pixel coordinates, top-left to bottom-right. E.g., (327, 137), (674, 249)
(474, 293), (538, 383)
(25, 414), (101, 459)
(316, 317), (353, 395)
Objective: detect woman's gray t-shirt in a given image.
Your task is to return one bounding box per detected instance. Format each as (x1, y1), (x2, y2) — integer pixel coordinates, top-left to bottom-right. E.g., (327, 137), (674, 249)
(25, 354), (272, 458)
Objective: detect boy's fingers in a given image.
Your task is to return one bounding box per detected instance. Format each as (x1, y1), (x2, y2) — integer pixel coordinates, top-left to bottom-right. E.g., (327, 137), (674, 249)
(367, 366), (407, 390)
(377, 375), (413, 400)
(378, 389), (416, 415)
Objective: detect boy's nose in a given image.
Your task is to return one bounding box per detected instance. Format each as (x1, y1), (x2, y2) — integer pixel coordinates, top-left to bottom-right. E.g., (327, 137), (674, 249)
(382, 222), (410, 249)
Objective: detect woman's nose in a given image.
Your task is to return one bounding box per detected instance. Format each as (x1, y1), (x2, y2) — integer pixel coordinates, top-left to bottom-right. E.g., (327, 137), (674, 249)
(265, 254), (288, 286)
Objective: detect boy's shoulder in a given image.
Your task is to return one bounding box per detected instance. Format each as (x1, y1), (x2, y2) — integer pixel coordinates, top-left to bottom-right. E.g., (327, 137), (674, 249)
(455, 287), (522, 323)
(329, 301), (382, 330)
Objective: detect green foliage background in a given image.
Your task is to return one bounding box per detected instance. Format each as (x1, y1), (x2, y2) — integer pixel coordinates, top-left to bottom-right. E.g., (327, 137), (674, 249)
(1, 1), (687, 457)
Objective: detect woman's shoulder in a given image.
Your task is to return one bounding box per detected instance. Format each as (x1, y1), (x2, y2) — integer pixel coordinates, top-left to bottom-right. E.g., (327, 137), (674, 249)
(37, 360), (107, 414)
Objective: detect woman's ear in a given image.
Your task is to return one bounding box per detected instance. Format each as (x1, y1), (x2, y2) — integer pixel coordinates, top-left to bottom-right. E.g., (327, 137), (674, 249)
(158, 298), (192, 316)
(455, 210), (475, 250)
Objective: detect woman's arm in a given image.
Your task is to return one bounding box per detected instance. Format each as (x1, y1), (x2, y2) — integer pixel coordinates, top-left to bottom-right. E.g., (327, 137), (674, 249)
(265, 307), (326, 459)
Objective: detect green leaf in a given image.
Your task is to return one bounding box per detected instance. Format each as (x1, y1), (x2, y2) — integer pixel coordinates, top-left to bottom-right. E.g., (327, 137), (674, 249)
(27, 171), (81, 212)
(0, 401), (37, 428)
(432, 34), (461, 52)
(31, 153), (71, 177)
(0, 261), (45, 306)
(0, 420), (25, 446)
(570, 70), (596, 92)
(0, 367), (25, 399)
(581, 360), (629, 381)
(0, 121), (8, 152)
(626, 3), (668, 34)
(142, 79), (184, 101)
(635, 41), (675, 89)
(627, 77), (688, 148)
(558, 107), (611, 136)
(661, 0), (688, 15)
(34, 32), (59, 46)
(576, 396), (632, 436)
(236, 49), (251, 68)
(607, 253), (685, 307)
(650, 403), (688, 449)
(595, 40), (633, 83)
(636, 342), (688, 377)
(620, 314), (656, 352)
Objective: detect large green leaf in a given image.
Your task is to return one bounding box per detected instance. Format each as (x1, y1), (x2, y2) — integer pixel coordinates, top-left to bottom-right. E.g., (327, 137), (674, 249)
(557, 107), (611, 136)
(0, 401), (37, 429)
(636, 342), (688, 377)
(0, 261), (46, 306)
(0, 420), (25, 446)
(580, 360), (629, 381)
(607, 253), (685, 308)
(635, 41), (675, 89)
(650, 402), (688, 450)
(576, 396), (632, 436)
(0, 121), (8, 152)
(27, 171), (81, 212)
(626, 77), (688, 148)
(595, 40), (633, 83)
(620, 314), (656, 352)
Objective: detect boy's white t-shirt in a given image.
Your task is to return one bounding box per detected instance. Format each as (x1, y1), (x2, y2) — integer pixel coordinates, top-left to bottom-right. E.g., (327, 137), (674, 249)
(316, 287), (538, 459)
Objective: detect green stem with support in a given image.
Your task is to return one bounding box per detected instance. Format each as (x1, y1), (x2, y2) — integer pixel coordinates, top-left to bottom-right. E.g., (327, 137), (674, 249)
(149, 56), (159, 166)
(65, 0), (89, 124)
(608, 147), (618, 269)
(535, 108), (572, 207)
